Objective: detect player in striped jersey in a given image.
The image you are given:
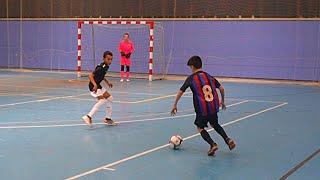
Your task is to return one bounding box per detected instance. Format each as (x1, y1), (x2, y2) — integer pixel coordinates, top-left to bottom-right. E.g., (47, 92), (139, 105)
(171, 56), (235, 156)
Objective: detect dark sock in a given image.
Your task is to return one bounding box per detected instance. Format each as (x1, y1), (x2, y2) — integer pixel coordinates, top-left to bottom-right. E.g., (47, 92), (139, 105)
(200, 130), (214, 147)
(211, 123), (229, 144)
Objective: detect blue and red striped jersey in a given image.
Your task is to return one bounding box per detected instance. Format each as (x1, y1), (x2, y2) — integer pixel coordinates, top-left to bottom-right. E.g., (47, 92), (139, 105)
(180, 71), (221, 116)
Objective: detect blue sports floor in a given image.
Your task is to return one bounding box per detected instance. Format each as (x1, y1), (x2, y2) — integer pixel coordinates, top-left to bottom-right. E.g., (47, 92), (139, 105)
(0, 70), (319, 180)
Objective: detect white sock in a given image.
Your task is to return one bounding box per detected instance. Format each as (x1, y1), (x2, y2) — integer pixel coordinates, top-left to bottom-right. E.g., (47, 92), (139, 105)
(105, 96), (113, 119)
(88, 99), (106, 118)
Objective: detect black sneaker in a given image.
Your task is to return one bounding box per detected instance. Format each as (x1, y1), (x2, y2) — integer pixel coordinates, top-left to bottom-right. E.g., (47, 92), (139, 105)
(104, 118), (118, 126)
(207, 143), (218, 156)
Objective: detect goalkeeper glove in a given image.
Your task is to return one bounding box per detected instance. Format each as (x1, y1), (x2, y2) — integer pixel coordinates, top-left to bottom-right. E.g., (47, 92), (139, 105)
(125, 53), (131, 59)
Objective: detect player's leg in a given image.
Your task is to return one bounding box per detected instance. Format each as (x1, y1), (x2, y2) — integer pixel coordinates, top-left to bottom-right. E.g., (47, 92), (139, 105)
(209, 113), (236, 150)
(120, 64), (125, 82)
(82, 89), (106, 126)
(120, 56), (127, 82)
(125, 65), (130, 82)
(209, 113), (229, 141)
(125, 58), (131, 81)
(100, 91), (117, 126)
(195, 115), (218, 156)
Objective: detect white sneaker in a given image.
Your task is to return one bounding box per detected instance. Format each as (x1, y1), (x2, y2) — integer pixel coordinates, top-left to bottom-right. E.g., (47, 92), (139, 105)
(126, 79), (130, 82)
(82, 115), (92, 126)
(120, 79), (124, 82)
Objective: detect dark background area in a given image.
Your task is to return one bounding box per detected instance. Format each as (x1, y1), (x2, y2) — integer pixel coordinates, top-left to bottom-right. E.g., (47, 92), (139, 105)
(0, 0), (319, 18)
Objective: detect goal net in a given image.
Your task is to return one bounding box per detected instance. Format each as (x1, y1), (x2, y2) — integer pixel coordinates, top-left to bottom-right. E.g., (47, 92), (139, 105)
(77, 20), (166, 81)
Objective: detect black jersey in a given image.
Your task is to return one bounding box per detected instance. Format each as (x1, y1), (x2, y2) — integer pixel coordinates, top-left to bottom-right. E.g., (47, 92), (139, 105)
(89, 63), (109, 91)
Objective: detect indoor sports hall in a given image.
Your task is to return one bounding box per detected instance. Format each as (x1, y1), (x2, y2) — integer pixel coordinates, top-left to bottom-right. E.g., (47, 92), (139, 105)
(0, 1), (319, 180)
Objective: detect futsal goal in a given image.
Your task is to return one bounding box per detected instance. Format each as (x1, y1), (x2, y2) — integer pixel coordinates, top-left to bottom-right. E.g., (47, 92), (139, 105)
(77, 20), (166, 81)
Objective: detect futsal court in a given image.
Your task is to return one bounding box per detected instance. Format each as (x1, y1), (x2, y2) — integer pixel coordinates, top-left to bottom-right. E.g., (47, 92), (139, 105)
(0, 70), (319, 180)
(1, 1), (320, 179)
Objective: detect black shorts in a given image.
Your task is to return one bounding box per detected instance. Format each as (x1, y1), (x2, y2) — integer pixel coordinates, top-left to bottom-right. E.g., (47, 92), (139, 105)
(194, 113), (218, 129)
(89, 82), (102, 91)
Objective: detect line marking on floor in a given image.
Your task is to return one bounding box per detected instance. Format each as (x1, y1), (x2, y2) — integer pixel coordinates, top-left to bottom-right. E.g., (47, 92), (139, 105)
(65, 102), (287, 180)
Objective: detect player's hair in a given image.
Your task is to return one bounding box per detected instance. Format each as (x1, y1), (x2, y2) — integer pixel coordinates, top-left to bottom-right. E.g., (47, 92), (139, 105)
(103, 51), (113, 58)
(123, 32), (130, 37)
(187, 56), (202, 69)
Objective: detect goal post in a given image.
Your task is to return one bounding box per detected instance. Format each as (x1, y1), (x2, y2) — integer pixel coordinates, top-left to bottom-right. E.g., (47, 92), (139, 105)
(77, 20), (159, 81)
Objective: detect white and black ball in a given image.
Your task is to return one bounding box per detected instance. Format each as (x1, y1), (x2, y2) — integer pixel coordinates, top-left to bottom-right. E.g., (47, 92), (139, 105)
(169, 135), (183, 150)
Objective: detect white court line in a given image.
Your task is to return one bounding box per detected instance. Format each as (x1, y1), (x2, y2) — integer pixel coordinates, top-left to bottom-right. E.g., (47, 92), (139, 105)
(115, 94), (285, 104)
(0, 91), (191, 108)
(0, 93), (88, 108)
(70, 94), (191, 104)
(0, 92), (52, 98)
(0, 108), (195, 125)
(0, 113), (197, 129)
(68, 97), (132, 103)
(0, 83), (78, 91)
(0, 84), (173, 96)
(0, 92), (44, 95)
(228, 97), (287, 104)
(0, 100), (249, 129)
(109, 91), (175, 96)
(181, 96), (286, 104)
(68, 91), (192, 104)
(0, 91), (192, 116)
(70, 93), (192, 103)
(102, 167), (116, 171)
(65, 102), (288, 180)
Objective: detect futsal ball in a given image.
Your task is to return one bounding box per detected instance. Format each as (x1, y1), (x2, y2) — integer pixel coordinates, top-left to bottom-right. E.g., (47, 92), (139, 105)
(169, 135), (183, 150)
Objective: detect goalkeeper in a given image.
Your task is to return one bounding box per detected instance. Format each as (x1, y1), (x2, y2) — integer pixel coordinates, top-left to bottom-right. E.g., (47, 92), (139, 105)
(119, 32), (135, 82)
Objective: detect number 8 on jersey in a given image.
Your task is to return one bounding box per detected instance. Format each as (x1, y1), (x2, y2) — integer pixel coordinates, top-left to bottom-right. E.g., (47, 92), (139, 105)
(202, 85), (214, 102)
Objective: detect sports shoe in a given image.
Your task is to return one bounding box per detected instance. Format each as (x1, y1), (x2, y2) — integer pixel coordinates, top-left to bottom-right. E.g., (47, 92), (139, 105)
(126, 79), (130, 82)
(226, 138), (236, 150)
(82, 115), (92, 126)
(104, 118), (118, 126)
(120, 79), (124, 82)
(207, 143), (218, 156)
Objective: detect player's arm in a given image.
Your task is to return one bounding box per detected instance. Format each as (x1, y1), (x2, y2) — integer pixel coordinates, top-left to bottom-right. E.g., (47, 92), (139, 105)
(171, 90), (184, 116)
(218, 86), (226, 110)
(89, 73), (98, 92)
(119, 42), (125, 56)
(104, 78), (113, 88)
(171, 77), (190, 116)
(214, 78), (226, 110)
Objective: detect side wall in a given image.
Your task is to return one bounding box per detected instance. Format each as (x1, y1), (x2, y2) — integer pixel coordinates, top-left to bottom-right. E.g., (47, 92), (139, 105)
(0, 20), (319, 81)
